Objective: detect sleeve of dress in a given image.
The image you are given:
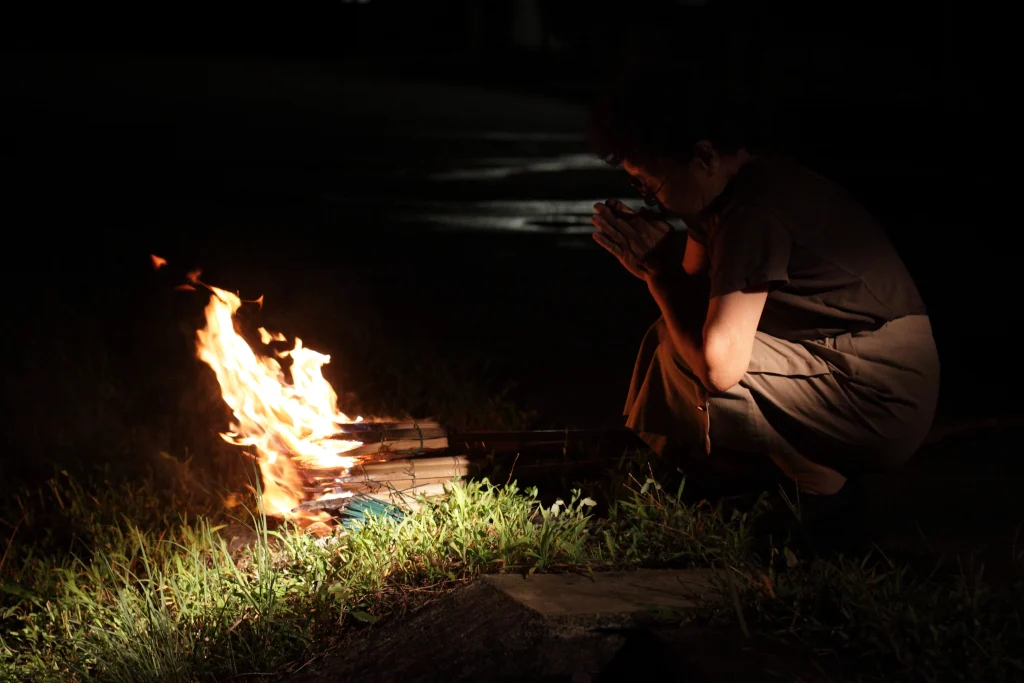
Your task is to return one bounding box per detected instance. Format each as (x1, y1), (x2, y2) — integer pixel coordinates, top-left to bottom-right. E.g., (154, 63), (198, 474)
(707, 203), (793, 298)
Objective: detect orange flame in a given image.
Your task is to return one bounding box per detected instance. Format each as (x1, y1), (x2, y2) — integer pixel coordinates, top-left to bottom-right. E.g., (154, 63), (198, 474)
(194, 283), (365, 521)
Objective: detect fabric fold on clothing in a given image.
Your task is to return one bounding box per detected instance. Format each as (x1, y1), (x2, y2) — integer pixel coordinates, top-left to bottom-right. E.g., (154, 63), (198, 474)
(624, 315), (939, 473)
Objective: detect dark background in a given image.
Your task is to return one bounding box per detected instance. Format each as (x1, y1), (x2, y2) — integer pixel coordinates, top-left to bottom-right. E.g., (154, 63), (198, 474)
(1, 1), (1006, 488)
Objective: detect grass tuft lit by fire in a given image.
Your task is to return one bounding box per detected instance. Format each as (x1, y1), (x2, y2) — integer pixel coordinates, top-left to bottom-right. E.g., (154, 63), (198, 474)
(1, 460), (1022, 682)
(0, 464), (671, 681)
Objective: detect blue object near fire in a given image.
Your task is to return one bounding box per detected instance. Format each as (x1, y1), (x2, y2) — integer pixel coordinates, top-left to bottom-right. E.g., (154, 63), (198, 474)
(339, 493), (407, 529)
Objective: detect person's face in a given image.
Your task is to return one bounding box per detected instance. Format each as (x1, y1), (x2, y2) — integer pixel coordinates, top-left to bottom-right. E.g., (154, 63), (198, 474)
(623, 142), (725, 221)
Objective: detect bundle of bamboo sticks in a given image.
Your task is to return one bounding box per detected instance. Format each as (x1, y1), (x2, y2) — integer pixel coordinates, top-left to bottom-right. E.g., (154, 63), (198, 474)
(298, 455), (470, 514)
(331, 420), (449, 459)
(294, 420), (468, 516)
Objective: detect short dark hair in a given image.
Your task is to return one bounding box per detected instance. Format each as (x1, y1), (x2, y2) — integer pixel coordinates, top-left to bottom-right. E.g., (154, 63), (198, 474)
(586, 48), (754, 169)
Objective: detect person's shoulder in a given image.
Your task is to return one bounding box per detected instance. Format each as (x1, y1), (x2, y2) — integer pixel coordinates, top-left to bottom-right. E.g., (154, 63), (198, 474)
(708, 154), (796, 216)
(730, 154), (859, 214)
(737, 154), (816, 191)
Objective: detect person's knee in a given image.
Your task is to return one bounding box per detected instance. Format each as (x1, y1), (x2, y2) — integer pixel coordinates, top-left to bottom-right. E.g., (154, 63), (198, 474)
(652, 317), (671, 344)
(654, 323), (697, 374)
(767, 451), (848, 495)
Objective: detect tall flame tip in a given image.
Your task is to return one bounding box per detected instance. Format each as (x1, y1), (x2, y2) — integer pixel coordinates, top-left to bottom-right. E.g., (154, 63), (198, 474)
(195, 285), (366, 523)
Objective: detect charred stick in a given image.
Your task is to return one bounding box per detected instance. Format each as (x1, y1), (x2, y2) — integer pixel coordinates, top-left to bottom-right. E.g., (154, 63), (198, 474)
(294, 497), (351, 512)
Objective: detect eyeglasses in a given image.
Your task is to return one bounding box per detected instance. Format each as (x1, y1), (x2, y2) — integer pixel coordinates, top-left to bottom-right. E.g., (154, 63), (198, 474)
(629, 175), (667, 207)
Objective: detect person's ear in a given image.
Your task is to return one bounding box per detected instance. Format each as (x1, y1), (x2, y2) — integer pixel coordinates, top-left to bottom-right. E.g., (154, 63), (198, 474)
(692, 140), (719, 174)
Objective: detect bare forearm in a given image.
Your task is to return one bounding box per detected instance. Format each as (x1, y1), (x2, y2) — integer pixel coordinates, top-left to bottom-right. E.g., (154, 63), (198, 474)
(647, 272), (713, 390)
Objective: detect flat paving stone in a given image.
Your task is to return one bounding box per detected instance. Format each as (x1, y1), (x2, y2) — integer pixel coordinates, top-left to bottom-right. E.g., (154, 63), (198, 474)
(287, 570), (825, 683)
(483, 569), (717, 619)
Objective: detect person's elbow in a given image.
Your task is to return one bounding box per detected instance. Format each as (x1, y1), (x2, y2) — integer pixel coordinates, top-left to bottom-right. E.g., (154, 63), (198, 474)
(700, 287), (769, 393)
(702, 331), (748, 394)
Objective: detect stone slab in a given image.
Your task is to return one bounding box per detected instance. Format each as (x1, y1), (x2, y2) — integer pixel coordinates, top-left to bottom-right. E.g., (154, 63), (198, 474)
(483, 569), (717, 618)
(288, 570), (824, 683)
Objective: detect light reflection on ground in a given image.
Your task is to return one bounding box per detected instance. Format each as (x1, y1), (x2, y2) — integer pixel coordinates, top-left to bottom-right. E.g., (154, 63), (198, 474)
(429, 153), (611, 181)
(386, 199), (685, 235)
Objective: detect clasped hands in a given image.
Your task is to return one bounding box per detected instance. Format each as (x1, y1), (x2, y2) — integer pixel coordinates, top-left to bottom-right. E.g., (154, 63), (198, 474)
(591, 199), (687, 283)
